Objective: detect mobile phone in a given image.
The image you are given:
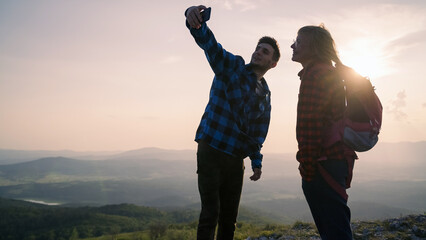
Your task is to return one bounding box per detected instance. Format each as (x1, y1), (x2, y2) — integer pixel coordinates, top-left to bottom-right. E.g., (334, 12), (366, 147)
(201, 7), (211, 22)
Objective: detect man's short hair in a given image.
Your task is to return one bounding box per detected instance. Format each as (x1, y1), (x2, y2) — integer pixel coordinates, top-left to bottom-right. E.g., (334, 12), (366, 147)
(258, 36), (280, 62)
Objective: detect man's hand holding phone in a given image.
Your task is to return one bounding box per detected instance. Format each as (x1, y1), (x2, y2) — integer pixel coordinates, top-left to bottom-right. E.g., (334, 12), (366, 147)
(186, 5), (211, 29)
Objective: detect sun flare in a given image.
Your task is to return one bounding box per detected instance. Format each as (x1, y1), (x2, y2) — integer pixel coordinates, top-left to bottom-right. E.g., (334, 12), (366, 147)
(339, 38), (390, 79)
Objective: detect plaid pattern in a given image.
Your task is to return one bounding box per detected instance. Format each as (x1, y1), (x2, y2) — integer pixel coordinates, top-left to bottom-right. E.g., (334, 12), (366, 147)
(188, 22), (271, 169)
(296, 62), (356, 181)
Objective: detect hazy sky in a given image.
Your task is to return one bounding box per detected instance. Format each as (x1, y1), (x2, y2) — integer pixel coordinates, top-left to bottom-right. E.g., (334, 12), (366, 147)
(1, 0), (425, 153)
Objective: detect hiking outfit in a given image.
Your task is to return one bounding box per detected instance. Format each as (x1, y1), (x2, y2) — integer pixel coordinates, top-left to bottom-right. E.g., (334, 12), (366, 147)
(296, 61), (357, 240)
(186, 15), (271, 240)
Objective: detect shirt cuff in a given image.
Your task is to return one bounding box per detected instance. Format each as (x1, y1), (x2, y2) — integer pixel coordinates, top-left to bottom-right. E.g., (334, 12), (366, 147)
(250, 151), (263, 169)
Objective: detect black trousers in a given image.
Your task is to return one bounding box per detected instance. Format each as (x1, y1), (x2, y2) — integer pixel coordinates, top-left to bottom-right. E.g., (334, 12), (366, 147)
(196, 141), (245, 240)
(302, 159), (353, 240)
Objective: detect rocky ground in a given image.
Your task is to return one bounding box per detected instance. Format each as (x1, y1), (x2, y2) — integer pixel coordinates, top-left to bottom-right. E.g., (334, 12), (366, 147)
(245, 214), (426, 240)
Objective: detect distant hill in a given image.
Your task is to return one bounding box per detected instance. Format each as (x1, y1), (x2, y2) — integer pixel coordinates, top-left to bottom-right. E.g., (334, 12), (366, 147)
(0, 149), (121, 164)
(105, 147), (195, 161)
(0, 156), (195, 184)
(0, 179), (199, 207)
(1, 142), (425, 180)
(0, 147), (195, 165)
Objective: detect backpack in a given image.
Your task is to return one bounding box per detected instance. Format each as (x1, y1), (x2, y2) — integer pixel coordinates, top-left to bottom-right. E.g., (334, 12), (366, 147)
(323, 64), (383, 152)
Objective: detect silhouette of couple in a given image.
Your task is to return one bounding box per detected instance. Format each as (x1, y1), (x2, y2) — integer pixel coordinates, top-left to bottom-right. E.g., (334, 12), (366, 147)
(185, 5), (357, 240)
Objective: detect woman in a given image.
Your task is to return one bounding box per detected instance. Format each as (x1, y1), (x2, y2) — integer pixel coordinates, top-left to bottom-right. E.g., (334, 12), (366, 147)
(291, 25), (357, 240)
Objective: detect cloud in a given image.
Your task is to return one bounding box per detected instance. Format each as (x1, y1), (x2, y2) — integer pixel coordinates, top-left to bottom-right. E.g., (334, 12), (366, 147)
(221, 0), (258, 11)
(387, 30), (426, 48)
(383, 30), (426, 62)
(387, 90), (408, 121)
(161, 56), (183, 64)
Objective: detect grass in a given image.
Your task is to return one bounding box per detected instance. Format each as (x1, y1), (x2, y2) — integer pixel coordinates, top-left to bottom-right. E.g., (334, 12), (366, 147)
(81, 214), (426, 240)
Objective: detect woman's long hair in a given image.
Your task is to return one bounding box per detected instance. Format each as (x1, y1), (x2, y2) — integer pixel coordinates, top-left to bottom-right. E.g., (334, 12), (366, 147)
(298, 24), (342, 66)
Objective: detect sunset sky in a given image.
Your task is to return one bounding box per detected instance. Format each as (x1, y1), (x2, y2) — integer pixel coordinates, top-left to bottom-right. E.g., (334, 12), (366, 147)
(1, 0), (425, 153)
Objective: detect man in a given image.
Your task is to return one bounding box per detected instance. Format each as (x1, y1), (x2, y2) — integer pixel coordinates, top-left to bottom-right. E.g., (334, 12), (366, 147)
(291, 25), (357, 240)
(185, 5), (280, 240)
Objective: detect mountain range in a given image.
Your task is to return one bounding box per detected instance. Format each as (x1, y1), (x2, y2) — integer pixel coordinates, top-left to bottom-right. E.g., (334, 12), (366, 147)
(0, 141), (424, 224)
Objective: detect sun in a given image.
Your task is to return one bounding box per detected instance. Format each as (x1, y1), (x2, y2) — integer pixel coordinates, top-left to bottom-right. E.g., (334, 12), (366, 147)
(339, 38), (391, 79)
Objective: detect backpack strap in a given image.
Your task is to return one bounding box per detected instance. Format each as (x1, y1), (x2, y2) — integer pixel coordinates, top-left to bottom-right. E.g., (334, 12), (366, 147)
(317, 163), (348, 201)
(317, 154), (355, 201)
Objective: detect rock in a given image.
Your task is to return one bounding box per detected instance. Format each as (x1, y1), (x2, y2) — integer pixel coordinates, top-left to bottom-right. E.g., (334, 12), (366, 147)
(246, 214), (426, 240)
(278, 236), (295, 240)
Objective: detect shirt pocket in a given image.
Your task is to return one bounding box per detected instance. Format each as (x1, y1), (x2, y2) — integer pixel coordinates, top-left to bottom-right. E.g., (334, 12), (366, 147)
(247, 92), (270, 120)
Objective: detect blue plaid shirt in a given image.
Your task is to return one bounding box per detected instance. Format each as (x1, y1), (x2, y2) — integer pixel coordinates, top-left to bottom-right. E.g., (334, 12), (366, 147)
(187, 21), (271, 169)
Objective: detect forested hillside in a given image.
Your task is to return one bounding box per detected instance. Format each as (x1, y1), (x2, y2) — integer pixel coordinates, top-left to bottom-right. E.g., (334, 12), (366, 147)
(0, 198), (272, 240)
(1, 198), (425, 240)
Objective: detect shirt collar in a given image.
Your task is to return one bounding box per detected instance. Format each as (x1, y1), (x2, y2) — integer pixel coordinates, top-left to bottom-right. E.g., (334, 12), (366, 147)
(298, 60), (333, 80)
(246, 64), (266, 82)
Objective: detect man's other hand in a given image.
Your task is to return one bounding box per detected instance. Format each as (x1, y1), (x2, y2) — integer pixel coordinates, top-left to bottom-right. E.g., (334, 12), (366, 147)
(250, 168), (262, 181)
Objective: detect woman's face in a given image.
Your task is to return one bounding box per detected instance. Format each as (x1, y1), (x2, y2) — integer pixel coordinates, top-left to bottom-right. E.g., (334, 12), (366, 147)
(291, 32), (313, 66)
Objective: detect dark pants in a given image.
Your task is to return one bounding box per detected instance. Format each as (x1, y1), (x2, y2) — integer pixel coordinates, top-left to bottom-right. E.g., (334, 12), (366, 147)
(196, 141), (245, 240)
(302, 159), (353, 240)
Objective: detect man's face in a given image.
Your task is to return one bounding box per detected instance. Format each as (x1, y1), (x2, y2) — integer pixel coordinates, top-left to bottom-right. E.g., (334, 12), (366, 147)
(291, 32), (313, 66)
(250, 43), (277, 70)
